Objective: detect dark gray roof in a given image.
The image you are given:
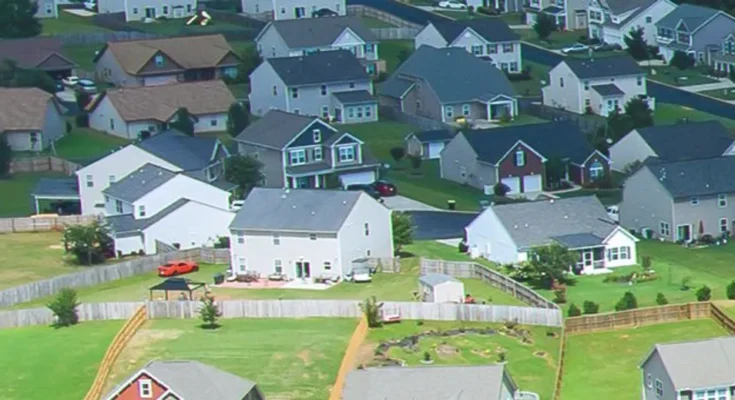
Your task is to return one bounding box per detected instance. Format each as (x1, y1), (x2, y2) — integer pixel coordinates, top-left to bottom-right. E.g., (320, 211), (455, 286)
(562, 55), (642, 79)
(462, 121), (594, 166)
(430, 19), (519, 44)
(234, 109), (316, 149)
(380, 46), (516, 104)
(419, 273), (459, 286)
(479, 196), (619, 250)
(379, 79), (415, 99)
(332, 90), (376, 105)
(342, 365), (510, 400)
(411, 129), (453, 143)
(265, 16), (377, 48)
(135, 129), (221, 171)
(229, 188), (364, 232)
(645, 157), (735, 198)
(103, 164), (176, 203)
(31, 178), (79, 199)
(592, 84), (624, 96)
(601, 0), (657, 27)
(542, 5), (564, 13)
(635, 121), (734, 162)
(656, 3), (720, 31)
(268, 50), (370, 86)
(106, 199), (190, 234)
(646, 337), (735, 390)
(551, 233), (604, 249)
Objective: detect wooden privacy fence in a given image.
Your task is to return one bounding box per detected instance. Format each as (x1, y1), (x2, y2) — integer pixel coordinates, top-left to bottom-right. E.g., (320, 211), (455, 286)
(0, 302), (144, 328)
(420, 259), (559, 309)
(83, 305), (147, 400)
(329, 317), (369, 400)
(564, 302), (712, 334)
(709, 303), (735, 334)
(10, 156), (81, 175)
(347, 5), (422, 29)
(0, 215), (98, 233)
(552, 327), (568, 400)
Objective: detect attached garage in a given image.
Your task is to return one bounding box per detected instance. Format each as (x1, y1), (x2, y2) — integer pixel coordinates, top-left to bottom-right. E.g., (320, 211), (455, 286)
(522, 175), (543, 192)
(501, 177), (520, 194)
(339, 170), (376, 187)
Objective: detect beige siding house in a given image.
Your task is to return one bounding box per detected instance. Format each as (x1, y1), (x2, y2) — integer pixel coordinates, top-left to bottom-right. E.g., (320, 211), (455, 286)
(0, 88), (65, 151)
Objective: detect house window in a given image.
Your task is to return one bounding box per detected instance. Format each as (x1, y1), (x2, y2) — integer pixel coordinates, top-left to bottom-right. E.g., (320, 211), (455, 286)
(162, 5), (168, 13)
(589, 160), (604, 180)
(560, 77), (564, 87)
(336, 3), (340, 11)
(645, 16), (652, 23)
(654, 379), (663, 397)
(444, 105), (454, 120)
(210, 119), (218, 127)
(514, 149), (525, 167)
(237, 232), (244, 244)
(238, 257), (246, 272)
(694, 389), (728, 400)
(293, 109), (301, 115)
(324, 261), (332, 270)
(272, 234), (280, 245)
(660, 221), (670, 236)
(607, 247), (619, 260)
(637, 76), (643, 86)
(320, 85), (327, 95)
(584, 81), (589, 90)
(364, 222), (369, 236)
(321, 106), (329, 118)
(290, 150), (306, 165)
(271, 47), (276, 57)
(416, 100), (421, 110)
(86, 174), (93, 188)
(646, 374), (652, 388)
(500, 62), (508, 71)
(115, 200), (123, 214)
(677, 32), (690, 44)
(272, 86), (278, 96)
(719, 193), (727, 207)
(356, 107), (363, 118)
(309, 233), (317, 240)
(347, 107), (355, 119)
(487, 44), (497, 54)
(365, 106), (372, 118)
(291, 88), (298, 98)
(138, 205), (146, 218)
(503, 43), (514, 53)
(509, 62), (518, 72)
(691, 197), (700, 206)
(721, 218), (729, 233)
(585, 98), (591, 107)
(620, 246), (630, 259)
(109, 175), (116, 184)
(349, 82), (355, 89)
(154, 55), (164, 66)
(462, 104), (470, 116)
(274, 259), (282, 273)
(109, 119), (115, 130)
(339, 146), (355, 162)
(313, 129), (321, 143)
(313, 147), (323, 161)
(471, 45), (483, 55)
(187, 4), (192, 12)
(139, 379), (153, 398)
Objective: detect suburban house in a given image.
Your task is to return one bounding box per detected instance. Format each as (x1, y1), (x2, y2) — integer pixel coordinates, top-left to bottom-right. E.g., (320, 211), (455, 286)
(76, 129), (230, 215)
(440, 121), (609, 195)
(235, 110), (380, 188)
(241, 0), (345, 20)
(379, 46), (518, 124)
(96, 0), (197, 21)
(0, 37), (76, 80)
(87, 80), (235, 139)
(524, 0), (588, 30)
(414, 19), (523, 73)
(640, 337), (735, 400)
(94, 35), (240, 87)
(620, 156), (735, 242)
(103, 360), (264, 400)
(342, 365), (519, 400)
(104, 163), (235, 255)
(587, 0), (676, 46)
(34, 0), (57, 18)
(542, 55), (653, 116)
(228, 188), (393, 280)
(405, 129), (454, 160)
(465, 196), (638, 274)
(655, 4), (735, 63)
(254, 16), (383, 75)
(249, 50), (377, 123)
(0, 88), (65, 152)
(609, 121), (735, 172)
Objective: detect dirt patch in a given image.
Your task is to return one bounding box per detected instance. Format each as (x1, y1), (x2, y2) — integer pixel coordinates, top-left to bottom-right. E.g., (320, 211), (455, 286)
(534, 351), (548, 358)
(620, 334), (630, 340)
(470, 348), (494, 358)
(47, 244), (63, 250)
(272, 352), (286, 360)
(435, 344), (459, 357)
(297, 349), (312, 365)
(353, 342), (377, 368)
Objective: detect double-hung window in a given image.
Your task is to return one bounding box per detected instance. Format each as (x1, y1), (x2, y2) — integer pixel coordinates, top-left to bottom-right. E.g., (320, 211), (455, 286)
(471, 45), (483, 55)
(339, 146), (355, 162)
(444, 105), (454, 120)
(502, 43), (513, 53)
(313, 147), (323, 161)
(461, 104), (470, 116)
(290, 88), (299, 98)
(718, 193), (727, 207)
(660, 222), (670, 236)
(515, 150), (525, 167)
(139, 379), (153, 398)
(290, 150), (306, 165)
(694, 389), (727, 400)
(721, 218), (729, 233)
(590, 161), (604, 180)
(654, 379), (663, 397)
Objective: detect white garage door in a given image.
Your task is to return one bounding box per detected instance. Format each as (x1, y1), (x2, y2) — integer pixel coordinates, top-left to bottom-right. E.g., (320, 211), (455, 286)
(339, 170), (376, 187)
(523, 175), (542, 192)
(501, 177), (520, 194)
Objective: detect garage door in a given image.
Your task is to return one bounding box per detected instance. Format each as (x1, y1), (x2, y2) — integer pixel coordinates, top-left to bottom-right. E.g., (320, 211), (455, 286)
(523, 175), (542, 192)
(339, 170), (376, 187)
(501, 177), (520, 194)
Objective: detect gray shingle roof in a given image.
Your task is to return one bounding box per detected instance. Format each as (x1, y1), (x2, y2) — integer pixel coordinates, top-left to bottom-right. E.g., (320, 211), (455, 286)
(644, 157), (735, 198)
(380, 46), (516, 104)
(234, 109), (317, 149)
(600, 0), (657, 27)
(419, 273), (459, 286)
(542, 5), (564, 13)
(562, 55), (642, 79)
(551, 233), (604, 248)
(342, 365), (510, 400)
(31, 178), (79, 199)
(592, 84), (624, 96)
(106, 198), (190, 234)
(268, 50), (370, 86)
(430, 19), (519, 44)
(411, 129), (453, 143)
(229, 188), (364, 232)
(656, 3), (720, 31)
(103, 164), (177, 203)
(634, 121), (734, 162)
(483, 196), (618, 250)
(647, 337), (735, 390)
(332, 90), (376, 105)
(265, 16), (377, 49)
(135, 129), (221, 171)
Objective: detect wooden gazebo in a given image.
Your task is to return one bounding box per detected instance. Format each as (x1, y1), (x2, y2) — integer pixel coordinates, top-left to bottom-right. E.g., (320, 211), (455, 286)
(149, 278), (206, 300)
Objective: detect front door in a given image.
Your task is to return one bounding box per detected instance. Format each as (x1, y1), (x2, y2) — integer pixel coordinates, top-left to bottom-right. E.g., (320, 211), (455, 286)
(294, 6), (305, 18)
(677, 225), (692, 242)
(145, 7), (156, 18)
(582, 250), (593, 268)
(296, 262), (311, 278)
(295, 176), (310, 188)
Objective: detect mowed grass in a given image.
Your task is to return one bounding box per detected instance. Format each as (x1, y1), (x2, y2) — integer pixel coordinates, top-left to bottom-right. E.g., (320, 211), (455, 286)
(0, 232), (85, 290)
(0, 172), (70, 217)
(360, 16), (396, 28)
(379, 40), (413, 73)
(54, 127), (130, 163)
(106, 318), (356, 399)
(41, 12), (110, 35)
(365, 320), (560, 399)
(561, 319), (727, 400)
(654, 102), (735, 129)
(647, 65), (719, 87)
(512, 61), (551, 97)
(8, 241), (525, 308)
(62, 44), (103, 72)
(0, 321), (124, 400)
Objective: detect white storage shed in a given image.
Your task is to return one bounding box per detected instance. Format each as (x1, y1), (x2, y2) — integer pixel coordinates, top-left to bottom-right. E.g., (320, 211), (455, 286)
(419, 273), (465, 303)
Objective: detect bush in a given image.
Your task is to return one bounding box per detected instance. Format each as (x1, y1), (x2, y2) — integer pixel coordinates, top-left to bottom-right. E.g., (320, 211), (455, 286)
(199, 295), (221, 329)
(656, 292), (669, 305)
(75, 114), (89, 127)
(458, 241), (468, 253)
(727, 281), (735, 300)
(698, 234), (715, 245)
(553, 287), (567, 304)
(214, 236), (230, 249)
(567, 303), (581, 317)
(671, 51), (695, 70)
(614, 291), (638, 311)
(360, 296), (384, 328)
(641, 256), (652, 272)
(582, 300), (599, 314)
(47, 288), (79, 327)
(493, 182), (510, 197)
(696, 285), (712, 301)
(681, 276), (693, 290)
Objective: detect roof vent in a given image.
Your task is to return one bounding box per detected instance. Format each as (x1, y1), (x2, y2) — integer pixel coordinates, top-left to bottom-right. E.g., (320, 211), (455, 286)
(549, 199), (555, 204)
(513, 224), (518, 229)
(342, 200), (347, 205)
(281, 194), (287, 199)
(524, 223), (529, 228)
(292, 205), (297, 209)
(311, 211), (316, 216)
(564, 215), (569, 219)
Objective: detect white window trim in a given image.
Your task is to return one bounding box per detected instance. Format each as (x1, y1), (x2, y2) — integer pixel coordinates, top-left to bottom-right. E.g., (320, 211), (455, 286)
(718, 193), (727, 208)
(691, 197), (700, 206)
(515, 150), (525, 167)
(721, 218), (729, 233)
(139, 379), (153, 398)
(290, 149), (306, 165)
(654, 379), (663, 397)
(338, 146), (355, 162)
(313, 147), (323, 161)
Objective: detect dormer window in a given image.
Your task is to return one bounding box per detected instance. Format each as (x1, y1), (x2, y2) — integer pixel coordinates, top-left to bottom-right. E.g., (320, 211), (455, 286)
(338, 146), (355, 162)
(313, 129), (321, 143)
(138, 205), (146, 218)
(320, 85), (327, 96)
(514, 149), (525, 167)
(139, 379), (153, 398)
(154, 55), (164, 66)
(313, 147), (323, 161)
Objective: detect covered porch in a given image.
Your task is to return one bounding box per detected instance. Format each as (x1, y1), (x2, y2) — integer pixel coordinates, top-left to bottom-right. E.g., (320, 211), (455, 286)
(541, 6), (566, 29)
(591, 84), (624, 117)
(331, 90), (379, 124)
(30, 177), (81, 215)
(552, 233), (609, 275)
(487, 95), (518, 121)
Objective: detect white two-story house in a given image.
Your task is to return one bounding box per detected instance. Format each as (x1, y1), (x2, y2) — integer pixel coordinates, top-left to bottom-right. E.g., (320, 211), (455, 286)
(96, 0), (197, 21)
(542, 55), (654, 116)
(241, 0), (345, 20)
(414, 19), (522, 73)
(249, 50), (377, 123)
(229, 188), (393, 280)
(587, 0), (676, 47)
(524, 0), (588, 30)
(655, 4), (735, 64)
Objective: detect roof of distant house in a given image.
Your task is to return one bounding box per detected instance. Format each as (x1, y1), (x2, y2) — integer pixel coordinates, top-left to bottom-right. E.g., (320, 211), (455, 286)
(103, 163), (177, 203)
(409, 129), (454, 143)
(643, 337), (735, 390)
(419, 273), (459, 286)
(106, 198), (191, 235)
(134, 129), (225, 171)
(0, 87), (59, 132)
(98, 34), (237, 75)
(644, 156), (735, 198)
(0, 37), (76, 70)
(104, 360), (258, 399)
(266, 50), (369, 86)
(87, 80), (235, 122)
(429, 19), (519, 44)
(633, 121), (734, 162)
(261, 16), (377, 48)
(461, 121), (595, 166)
(600, 0), (658, 27)
(332, 90), (376, 105)
(229, 188), (364, 232)
(656, 3), (722, 31)
(342, 365), (512, 400)
(561, 55), (643, 79)
(380, 46), (516, 104)
(234, 109), (324, 149)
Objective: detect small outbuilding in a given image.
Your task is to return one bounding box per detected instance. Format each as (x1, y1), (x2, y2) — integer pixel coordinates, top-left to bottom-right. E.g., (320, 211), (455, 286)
(405, 129), (453, 160)
(419, 273), (465, 303)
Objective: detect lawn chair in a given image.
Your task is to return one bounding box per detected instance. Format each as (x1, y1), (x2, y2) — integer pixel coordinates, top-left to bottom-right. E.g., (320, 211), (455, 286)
(381, 307), (401, 324)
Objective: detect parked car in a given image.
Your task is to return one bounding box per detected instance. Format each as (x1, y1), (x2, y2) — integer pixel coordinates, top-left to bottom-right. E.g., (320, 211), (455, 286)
(158, 261), (199, 277)
(62, 76), (79, 87)
(230, 200), (245, 211)
(438, 0), (467, 8)
(76, 79), (97, 94)
(606, 205), (619, 223)
(371, 180), (398, 197)
(592, 42), (622, 52)
(561, 43), (590, 54)
(346, 183), (383, 201)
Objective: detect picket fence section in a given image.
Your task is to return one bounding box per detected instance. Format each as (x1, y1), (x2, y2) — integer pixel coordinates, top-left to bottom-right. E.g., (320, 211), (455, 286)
(0, 302), (144, 329)
(0, 215), (99, 233)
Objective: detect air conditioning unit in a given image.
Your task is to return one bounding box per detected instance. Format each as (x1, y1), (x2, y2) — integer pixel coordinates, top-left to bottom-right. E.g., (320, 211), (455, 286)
(641, 227), (653, 239)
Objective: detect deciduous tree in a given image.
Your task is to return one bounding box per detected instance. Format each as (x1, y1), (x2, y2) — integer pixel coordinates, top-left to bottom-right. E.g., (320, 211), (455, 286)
(226, 102), (249, 137)
(392, 212), (414, 254)
(0, 135), (11, 178)
(47, 288), (79, 327)
(169, 107), (196, 136)
(225, 155), (264, 195)
(199, 295), (221, 329)
(624, 27), (649, 60)
(62, 221), (113, 265)
(0, 0), (42, 39)
(527, 244), (577, 289)
(533, 13), (556, 41)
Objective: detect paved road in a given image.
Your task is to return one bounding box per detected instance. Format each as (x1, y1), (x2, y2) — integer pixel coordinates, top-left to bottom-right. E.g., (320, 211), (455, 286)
(405, 210), (478, 240)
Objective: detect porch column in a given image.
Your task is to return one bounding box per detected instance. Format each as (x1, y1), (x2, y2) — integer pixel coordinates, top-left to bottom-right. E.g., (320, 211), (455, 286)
(314, 175), (321, 189)
(486, 103), (492, 121)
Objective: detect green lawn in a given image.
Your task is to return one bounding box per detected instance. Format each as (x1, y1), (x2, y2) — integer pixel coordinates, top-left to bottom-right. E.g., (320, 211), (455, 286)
(515, 29), (586, 49)
(41, 12), (110, 35)
(699, 87), (735, 101)
(360, 16), (396, 28)
(105, 318), (356, 399)
(434, 10), (490, 20)
(228, 40), (255, 56)
(561, 319), (727, 400)
(379, 40), (413, 73)
(128, 19), (250, 35)
(654, 102), (735, 129)
(365, 320), (560, 399)
(512, 61), (551, 97)
(53, 128), (130, 163)
(0, 172), (70, 217)
(228, 83), (250, 99)
(0, 320), (124, 400)
(62, 44), (103, 72)
(647, 65), (719, 87)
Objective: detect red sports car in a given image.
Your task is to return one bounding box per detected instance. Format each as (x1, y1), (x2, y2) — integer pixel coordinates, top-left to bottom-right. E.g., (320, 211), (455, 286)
(371, 180), (397, 197)
(158, 261), (199, 277)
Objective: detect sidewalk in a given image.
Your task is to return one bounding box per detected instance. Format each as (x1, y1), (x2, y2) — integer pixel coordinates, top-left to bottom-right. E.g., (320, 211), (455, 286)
(678, 79), (735, 93)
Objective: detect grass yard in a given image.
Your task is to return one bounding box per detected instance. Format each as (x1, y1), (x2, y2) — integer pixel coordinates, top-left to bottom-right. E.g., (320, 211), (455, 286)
(62, 44), (103, 72)
(699, 87), (735, 101)
(228, 40), (255, 56)
(654, 102), (735, 129)
(0, 172), (70, 217)
(128, 19), (248, 35)
(561, 319), (727, 400)
(228, 83), (250, 99)
(53, 127), (130, 163)
(360, 16), (396, 28)
(0, 320), (124, 400)
(434, 10), (490, 20)
(105, 318), (356, 399)
(41, 12), (110, 35)
(362, 320), (560, 399)
(379, 40), (413, 73)
(515, 29), (586, 49)
(0, 232), (85, 290)
(512, 61), (551, 97)
(647, 65), (719, 87)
